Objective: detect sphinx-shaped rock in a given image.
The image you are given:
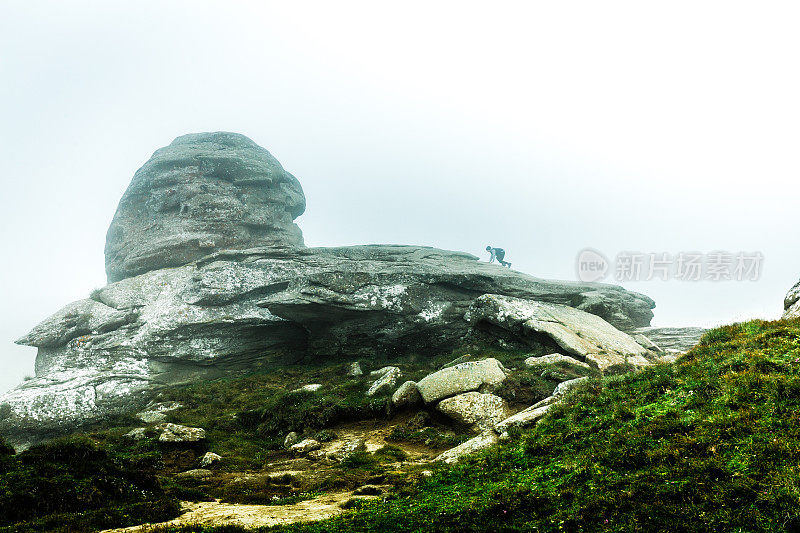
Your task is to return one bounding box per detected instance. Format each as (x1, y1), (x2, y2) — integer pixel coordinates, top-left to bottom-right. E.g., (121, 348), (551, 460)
(0, 133), (659, 449)
(105, 132), (305, 283)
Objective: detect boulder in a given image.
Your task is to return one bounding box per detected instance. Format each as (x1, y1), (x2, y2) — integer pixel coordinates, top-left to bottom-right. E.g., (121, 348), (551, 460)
(552, 377), (590, 397)
(366, 367), (401, 397)
(156, 423), (206, 443)
(391, 381), (423, 408)
(631, 327), (707, 352)
(346, 362), (363, 376)
(467, 295), (654, 372)
(124, 427), (147, 441)
(524, 353), (590, 370)
(283, 432), (300, 449)
(136, 401), (182, 423)
(329, 438), (367, 462)
(290, 438), (322, 455)
(785, 280), (800, 319)
(416, 359), (508, 404)
(436, 431), (499, 464)
(199, 452), (222, 468)
(292, 384), (322, 393)
(435, 392), (509, 431)
(494, 403), (554, 433)
(104, 132), (305, 283)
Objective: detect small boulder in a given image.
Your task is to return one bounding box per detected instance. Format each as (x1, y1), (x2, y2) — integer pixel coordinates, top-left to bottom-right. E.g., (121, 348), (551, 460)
(369, 366), (398, 377)
(552, 377), (590, 398)
(494, 403), (554, 433)
(367, 367), (401, 397)
(124, 427), (147, 441)
(290, 438), (322, 455)
(292, 384), (322, 393)
(416, 358), (507, 404)
(199, 452), (222, 468)
(436, 431), (499, 464)
(156, 423), (206, 443)
(524, 353), (590, 370)
(329, 438), (367, 462)
(347, 362), (363, 376)
(436, 392), (509, 431)
(392, 381), (423, 408)
(136, 401), (182, 423)
(283, 432), (300, 449)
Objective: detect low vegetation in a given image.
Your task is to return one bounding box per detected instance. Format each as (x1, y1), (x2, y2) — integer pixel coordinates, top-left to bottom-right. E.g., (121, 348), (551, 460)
(145, 318), (800, 532)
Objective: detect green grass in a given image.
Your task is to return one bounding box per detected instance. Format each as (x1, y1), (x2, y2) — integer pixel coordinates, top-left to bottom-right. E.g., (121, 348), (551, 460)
(146, 318), (800, 532)
(0, 436), (180, 532)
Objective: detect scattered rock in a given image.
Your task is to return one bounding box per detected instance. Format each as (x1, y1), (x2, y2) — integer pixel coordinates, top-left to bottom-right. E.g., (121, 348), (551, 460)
(176, 468), (214, 479)
(467, 295), (653, 372)
(391, 381), (423, 408)
(346, 362), (363, 376)
(283, 432), (300, 449)
(199, 452), (222, 468)
(436, 431), (499, 464)
(436, 392), (509, 431)
(524, 353), (590, 370)
(329, 438), (367, 462)
(416, 358), (508, 404)
(156, 423), (206, 443)
(494, 403), (554, 433)
(292, 384), (322, 393)
(369, 366), (398, 377)
(124, 427), (147, 440)
(553, 377), (590, 397)
(290, 438), (322, 455)
(136, 401), (182, 423)
(367, 367), (401, 397)
(785, 280), (800, 319)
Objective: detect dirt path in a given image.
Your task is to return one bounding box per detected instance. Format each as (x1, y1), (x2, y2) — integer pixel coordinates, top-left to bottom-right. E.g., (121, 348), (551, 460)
(101, 491), (354, 532)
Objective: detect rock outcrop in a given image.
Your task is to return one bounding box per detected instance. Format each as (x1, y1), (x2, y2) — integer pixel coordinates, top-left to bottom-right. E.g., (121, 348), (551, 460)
(784, 280), (800, 320)
(105, 132), (305, 283)
(0, 132), (660, 449)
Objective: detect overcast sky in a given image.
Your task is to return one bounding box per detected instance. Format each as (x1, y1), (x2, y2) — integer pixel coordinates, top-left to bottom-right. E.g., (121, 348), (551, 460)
(1, 1), (798, 394)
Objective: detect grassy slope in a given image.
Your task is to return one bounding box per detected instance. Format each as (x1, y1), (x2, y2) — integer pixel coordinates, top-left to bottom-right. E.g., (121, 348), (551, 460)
(154, 318), (800, 532)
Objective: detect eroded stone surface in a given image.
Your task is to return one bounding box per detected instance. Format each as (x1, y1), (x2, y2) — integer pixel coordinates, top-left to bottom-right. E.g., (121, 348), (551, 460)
(467, 295), (655, 372)
(105, 132), (305, 283)
(416, 359), (508, 404)
(436, 392), (509, 431)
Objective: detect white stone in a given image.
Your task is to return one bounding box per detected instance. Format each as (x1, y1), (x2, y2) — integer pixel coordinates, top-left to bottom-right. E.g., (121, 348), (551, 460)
(436, 432), (499, 464)
(436, 392), (509, 431)
(416, 358), (507, 404)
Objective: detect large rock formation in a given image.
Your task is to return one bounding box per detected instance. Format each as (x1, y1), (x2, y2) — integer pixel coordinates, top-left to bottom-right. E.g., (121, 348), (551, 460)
(784, 280), (800, 319)
(0, 132), (660, 449)
(105, 132), (305, 283)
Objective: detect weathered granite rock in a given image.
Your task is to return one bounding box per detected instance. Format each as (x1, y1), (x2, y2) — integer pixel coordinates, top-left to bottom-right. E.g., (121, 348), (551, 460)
(416, 359), (508, 404)
(346, 362), (363, 376)
(283, 432), (300, 449)
(552, 377), (590, 397)
(392, 381), (422, 408)
(292, 384), (322, 393)
(785, 280), (800, 319)
(156, 423), (206, 443)
(494, 403), (554, 433)
(366, 367), (401, 396)
(524, 353), (590, 370)
(199, 452), (222, 468)
(467, 295), (654, 372)
(632, 327), (707, 352)
(436, 392), (510, 431)
(436, 431), (499, 464)
(105, 132), (305, 283)
(290, 438), (321, 455)
(0, 133), (659, 449)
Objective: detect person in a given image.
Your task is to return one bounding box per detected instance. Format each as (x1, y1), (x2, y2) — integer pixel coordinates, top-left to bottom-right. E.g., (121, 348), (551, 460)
(486, 245), (511, 268)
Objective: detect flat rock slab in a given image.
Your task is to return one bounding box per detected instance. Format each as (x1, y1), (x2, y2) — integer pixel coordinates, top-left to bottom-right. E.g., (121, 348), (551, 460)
(416, 358), (508, 404)
(524, 353), (590, 370)
(467, 295), (653, 372)
(436, 431), (499, 464)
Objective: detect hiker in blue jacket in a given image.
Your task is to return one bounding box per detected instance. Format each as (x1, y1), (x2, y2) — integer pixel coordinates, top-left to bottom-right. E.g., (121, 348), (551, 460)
(486, 246), (511, 268)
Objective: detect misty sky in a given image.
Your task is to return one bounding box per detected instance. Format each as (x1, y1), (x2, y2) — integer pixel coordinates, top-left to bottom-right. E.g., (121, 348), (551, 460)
(1, 1), (799, 394)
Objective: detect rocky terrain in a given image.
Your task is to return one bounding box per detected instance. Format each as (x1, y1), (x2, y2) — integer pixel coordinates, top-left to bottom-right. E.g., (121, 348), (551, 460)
(0, 132), (667, 450)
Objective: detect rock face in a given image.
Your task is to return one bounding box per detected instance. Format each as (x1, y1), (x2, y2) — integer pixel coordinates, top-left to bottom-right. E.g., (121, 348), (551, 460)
(105, 132), (305, 283)
(631, 326), (707, 352)
(467, 295), (652, 372)
(0, 132), (659, 449)
(784, 280), (800, 319)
